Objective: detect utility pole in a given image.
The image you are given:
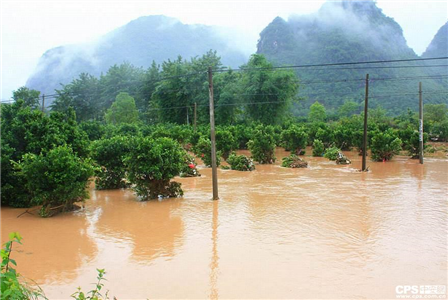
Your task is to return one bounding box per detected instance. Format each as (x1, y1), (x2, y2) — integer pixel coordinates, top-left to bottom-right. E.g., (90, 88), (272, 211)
(362, 74), (369, 172)
(208, 67), (219, 200)
(419, 82), (424, 164)
(194, 102), (197, 131)
(42, 94), (45, 113)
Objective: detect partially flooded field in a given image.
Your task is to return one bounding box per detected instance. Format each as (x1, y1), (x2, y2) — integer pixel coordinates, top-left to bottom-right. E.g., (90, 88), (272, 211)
(1, 149), (447, 299)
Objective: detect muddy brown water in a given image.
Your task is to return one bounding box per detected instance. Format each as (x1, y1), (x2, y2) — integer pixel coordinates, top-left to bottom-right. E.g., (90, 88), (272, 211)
(1, 149), (447, 299)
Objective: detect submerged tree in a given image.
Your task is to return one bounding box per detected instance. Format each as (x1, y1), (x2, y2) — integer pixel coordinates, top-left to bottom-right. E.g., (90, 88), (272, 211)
(124, 137), (184, 200)
(247, 125), (276, 164)
(91, 136), (132, 190)
(16, 145), (94, 217)
(370, 129), (402, 161)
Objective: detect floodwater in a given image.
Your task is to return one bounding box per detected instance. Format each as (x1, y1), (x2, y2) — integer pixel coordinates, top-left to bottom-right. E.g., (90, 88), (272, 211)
(1, 149), (447, 299)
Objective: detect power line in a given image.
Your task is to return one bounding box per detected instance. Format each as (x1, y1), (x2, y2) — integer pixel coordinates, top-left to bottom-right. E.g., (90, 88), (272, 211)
(214, 57), (448, 72)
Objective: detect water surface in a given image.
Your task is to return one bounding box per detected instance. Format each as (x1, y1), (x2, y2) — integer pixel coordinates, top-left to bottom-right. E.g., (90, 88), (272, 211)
(2, 149), (447, 299)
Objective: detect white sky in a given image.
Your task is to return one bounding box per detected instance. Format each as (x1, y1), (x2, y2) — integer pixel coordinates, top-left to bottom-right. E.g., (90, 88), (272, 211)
(1, 0), (447, 100)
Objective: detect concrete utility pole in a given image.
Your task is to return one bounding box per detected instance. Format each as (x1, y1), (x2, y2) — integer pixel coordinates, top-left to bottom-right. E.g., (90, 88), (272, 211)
(208, 67), (219, 200)
(419, 82), (424, 164)
(362, 74), (369, 172)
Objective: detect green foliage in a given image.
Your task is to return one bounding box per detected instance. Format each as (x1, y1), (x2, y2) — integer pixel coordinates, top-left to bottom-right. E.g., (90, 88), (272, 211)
(338, 100), (360, 118)
(230, 125), (253, 149)
(79, 121), (106, 141)
(1, 101), (89, 207)
(51, 73), (101, 122)
(105, 92), (140, 125)
(308, 101), (327, 123)
(13, 87), (41, 110)
(280, 124), (308, 154)
(324, 147), (341, 161)
(247, 125), (276, 164)
(194, 137), (221, 167)
(71, 269), (109, 300)
(215, 129), (237, 160)
(0, 138), (15, 205)
(91, 136), (132, 190)
(227, 152), (255, 171)
(1, 233), (47, 299)
(312, 139), (325, 157)
(124, 137), (184, 200)
(370, 129), (403, 161)
(16, 145), (94, 217)
(281, 154), (308, 168)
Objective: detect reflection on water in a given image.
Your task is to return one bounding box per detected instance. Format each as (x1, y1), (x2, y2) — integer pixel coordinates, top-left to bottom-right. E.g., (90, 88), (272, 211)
(1, 149), (447, 299)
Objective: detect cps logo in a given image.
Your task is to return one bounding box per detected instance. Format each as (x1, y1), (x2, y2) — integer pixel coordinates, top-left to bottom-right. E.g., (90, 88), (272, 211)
(396, 285), (419, 294)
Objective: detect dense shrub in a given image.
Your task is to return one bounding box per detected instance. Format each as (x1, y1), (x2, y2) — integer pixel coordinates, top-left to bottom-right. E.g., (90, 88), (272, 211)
(16, 145), (94, 217)
(79, 121), (106, 141)
(91, 136), (132, 189)
(124, 137), (184, 200)
(370, 129), (402, 161)
(230, 125), (253, 149)
(227, 152), (255, 171)
(247, 125), (276, 164)
(216, 129), (236, 160)
(312, 139), (325, 157)
(280, 125), (308, 154)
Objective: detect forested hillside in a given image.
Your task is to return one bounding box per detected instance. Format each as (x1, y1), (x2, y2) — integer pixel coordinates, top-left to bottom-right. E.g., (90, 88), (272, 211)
(26, 15), (247, 100)
(257, 0), (447, 115)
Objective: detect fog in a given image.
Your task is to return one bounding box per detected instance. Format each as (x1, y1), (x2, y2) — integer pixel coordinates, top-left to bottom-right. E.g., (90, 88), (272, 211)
(1, 0), (447, 99)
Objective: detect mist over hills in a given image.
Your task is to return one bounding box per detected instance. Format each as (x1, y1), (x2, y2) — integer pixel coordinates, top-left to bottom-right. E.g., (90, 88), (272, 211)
(257, 0), (447, 114)
(25, 2), (447, 114)
(26, 15), (248, 96)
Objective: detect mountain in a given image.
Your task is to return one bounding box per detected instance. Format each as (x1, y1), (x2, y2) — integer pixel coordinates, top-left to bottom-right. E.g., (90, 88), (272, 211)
(257, 0), (447, 115)
(26, 15), (248, 96)
(422, 21), (448, 58)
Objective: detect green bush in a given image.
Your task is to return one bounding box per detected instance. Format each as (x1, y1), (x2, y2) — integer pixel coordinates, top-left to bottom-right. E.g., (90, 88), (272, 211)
(16, 145), (94, 217)
(324, 146), (341, 161)
(370, 129), (402, 161)
(79, 121), (105, 141)
(124, 137), (184, 200)
(194, 137), (221, 167)
(230, 125), (252, 149)
(312, 139), (325, 157)
(281, 154), (308, 168)
(247, 125), (276, 164)
(227, 152), (255, 171)
(216, 129), (236, 160)
(91, 136), (132, 190)
(280, 125), (308, 154)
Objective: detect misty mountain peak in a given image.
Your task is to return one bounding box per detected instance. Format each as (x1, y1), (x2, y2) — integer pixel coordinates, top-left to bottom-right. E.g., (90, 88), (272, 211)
(422, 21), (448, 58)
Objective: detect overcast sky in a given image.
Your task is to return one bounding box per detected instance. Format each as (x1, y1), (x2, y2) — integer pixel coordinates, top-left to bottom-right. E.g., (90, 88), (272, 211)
(1, 0), (447, 100)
